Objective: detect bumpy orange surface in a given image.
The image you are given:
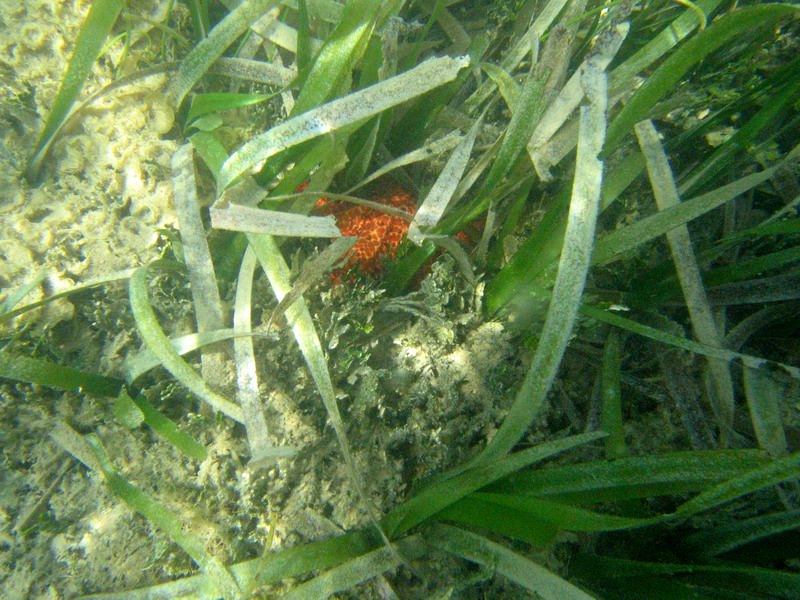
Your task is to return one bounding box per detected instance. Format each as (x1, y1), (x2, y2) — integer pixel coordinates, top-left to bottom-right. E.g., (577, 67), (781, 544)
(316, 181), (417, 281)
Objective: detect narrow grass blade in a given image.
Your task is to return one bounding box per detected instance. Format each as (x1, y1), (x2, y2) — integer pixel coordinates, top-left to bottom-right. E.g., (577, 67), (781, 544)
(571, 554), (800, 599)
(491, 449), (768, 504)
(635, 119), (734, 438)
(112, 388), (144, 429)
(123, 328), (244, 382)
(266, 237), (358, 331)
(481, 62), (544, 195)
(81, 530), (379, 598)
(437, 495), (558, 546)
(592, 164), (781, 266)
(408, 117), (481, 243)
(172, 144), (225, 346)
(385, 431), (606, 538)
(600, 330), (625, 460)
(478, 62), (607, 462)
(483, 150), (644, 314)
(0, 270), (47, 313)
(478, 62), (520, 109)
(26, 0), (126, 180)
(129, 261), (244, 422)
(428, 524), (596, 600)
(743, 366), (789, 456)
(249, 7), (302, 54)
(704, 270), (800, 305)
(679, 56), (800, 196)
(630, 245), (800, 308)
(189, 130), (230, 179)
(464, 0), (570, 111)
(726, 304), (799, 353)
(608, 0), (725, 95)
(528, 23), (627, 180)
(169, 0), (279, 108)
(0, 352), (123, 398)
(218, 55), (469, 191)
(673, 450), (800, 519)
(687, 508), (800, 557)
(295, 0), (312, 76)
(345, 131), (463, 195)
(187, 92), (274, 123)
(291, 0), (385, 116)
(605, 5), (800, 152)
(472, 492), (660, 531)
(186, 0), (210, 40)
(581, 304), (800, 381)
(116, 389), (208, 461)
(657, 348), (715, 450)
(282, 536), (425, 600)
(84, 432), (243, 599)
(705, 245), (800, 288)
(210, 56), (296, 86)
(281, 0), (344, 23)
(210, 201), (341, 237)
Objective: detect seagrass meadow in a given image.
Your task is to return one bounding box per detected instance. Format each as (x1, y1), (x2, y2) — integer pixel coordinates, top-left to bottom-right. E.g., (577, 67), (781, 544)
(1, 0), (800, 597)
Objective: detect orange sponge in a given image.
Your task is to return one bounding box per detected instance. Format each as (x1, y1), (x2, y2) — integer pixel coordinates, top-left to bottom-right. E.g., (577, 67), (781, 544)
(316, 181), (417, 281)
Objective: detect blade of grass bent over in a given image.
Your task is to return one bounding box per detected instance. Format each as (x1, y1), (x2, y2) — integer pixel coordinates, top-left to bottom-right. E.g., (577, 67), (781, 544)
(129, 261), (244, 422)
(234, 246), (296, 467)
(635, 120), (735, 440)
(27, 0), (126, 181)
(52, 423), (242, 598)
(477, 63), (608, 463)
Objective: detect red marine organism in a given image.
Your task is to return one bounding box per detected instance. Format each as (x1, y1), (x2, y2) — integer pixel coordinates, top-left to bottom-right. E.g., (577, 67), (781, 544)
(315, 179), (417, 282)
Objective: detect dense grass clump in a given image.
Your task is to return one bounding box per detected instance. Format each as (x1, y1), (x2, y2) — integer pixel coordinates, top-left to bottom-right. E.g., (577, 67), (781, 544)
(2, 0), (800, 597)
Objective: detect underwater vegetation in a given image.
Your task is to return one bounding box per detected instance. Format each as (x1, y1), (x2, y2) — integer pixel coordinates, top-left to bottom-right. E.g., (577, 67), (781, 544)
(1, 0), (800, 597)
